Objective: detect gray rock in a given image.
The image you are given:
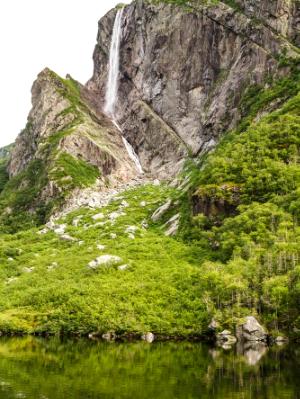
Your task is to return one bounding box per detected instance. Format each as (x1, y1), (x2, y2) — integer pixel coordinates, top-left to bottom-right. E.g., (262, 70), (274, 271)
(141, 332), (155, 343)
(118, 264), (129, 271)
(236, 316), (268, 342)
(151, 200), (172, 222)
(102, 332), (116, 341)
(86, 1), (298, 178)
(54, 224), (66, 235)
(88, 255), (122, 269)
(216, 330), (237, 345)
(60, 234), (77, 242)
(275, 336), (289, 344)
(23, 267), (35, 273)
(208, 318), (219, 331)
(164, 213), (180, 236)
(92, 213), (105, 221)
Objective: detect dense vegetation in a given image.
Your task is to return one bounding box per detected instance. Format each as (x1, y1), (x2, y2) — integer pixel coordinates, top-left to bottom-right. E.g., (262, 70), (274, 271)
(0, 183), (209, 336)
(177, 63), (300, 337)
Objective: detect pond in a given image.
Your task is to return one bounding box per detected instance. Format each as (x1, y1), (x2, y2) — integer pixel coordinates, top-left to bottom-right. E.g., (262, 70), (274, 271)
(0, 337), (298, 399)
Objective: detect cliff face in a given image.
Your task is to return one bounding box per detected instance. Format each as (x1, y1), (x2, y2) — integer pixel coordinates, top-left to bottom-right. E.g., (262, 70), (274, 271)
(5, 0), (300, 225)
(232, 0), (300, 44)
(9, 69), (136, 181)
(2, 69), (137, 229)
(86, 0), (298, 178)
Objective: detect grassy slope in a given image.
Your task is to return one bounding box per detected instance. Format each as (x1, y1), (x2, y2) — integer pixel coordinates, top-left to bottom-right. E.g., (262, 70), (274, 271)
(0, 183), (209, 336)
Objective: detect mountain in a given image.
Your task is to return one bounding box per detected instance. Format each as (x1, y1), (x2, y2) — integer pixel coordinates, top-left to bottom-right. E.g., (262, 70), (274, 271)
(0, 0), (299, 340)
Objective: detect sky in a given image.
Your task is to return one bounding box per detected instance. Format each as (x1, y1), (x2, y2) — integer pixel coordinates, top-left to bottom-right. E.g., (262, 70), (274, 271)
(0, 0), (131, 148)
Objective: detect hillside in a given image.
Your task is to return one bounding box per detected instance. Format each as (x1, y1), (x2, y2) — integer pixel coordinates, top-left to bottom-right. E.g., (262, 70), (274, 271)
(0, 0), (299, 340)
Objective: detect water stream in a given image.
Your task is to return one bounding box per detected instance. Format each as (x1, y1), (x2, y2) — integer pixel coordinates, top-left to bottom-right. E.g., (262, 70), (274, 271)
(104, 8), (143, 174)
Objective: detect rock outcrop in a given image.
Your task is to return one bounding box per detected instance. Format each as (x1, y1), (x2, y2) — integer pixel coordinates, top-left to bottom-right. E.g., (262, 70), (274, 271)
(236, 316), (268, 342)
(3, 68), (138, 225)
(232, 0), (300, 45)
(9, 68), (136, 181)
(86, 0), (298, 178)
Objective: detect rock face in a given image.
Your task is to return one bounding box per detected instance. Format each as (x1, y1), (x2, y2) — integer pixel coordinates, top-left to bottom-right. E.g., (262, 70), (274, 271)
(236, 316), (268, 342)
(5, 0), (300, 221)
(86, 0), (298, 178)
(9, 69), (136, 181)
(233, 0), (300, 45)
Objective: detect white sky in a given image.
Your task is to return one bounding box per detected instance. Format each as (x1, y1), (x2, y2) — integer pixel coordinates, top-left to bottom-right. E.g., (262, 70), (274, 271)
(0, 0), (131, 148)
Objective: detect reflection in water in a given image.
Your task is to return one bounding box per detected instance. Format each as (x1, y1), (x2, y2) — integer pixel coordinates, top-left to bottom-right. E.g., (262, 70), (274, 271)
(0, 337), (297, 399)
(237, 342), (269, 366)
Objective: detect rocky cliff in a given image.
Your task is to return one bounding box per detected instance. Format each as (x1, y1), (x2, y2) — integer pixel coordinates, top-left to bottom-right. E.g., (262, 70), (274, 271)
(86, 0), (299, 178)
(1, 69), (137, 229)
(3, 0), (300, 225)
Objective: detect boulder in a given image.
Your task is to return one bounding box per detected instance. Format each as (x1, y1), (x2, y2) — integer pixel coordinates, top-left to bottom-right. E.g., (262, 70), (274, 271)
(208, 318), (220, 332)
(92, 213), (105, 221)
(88, 255), (122, 269)
(60, 234), (77, 242)
(236, 316), (267, 342)
(141, 332), (155, 343)
(118, 264), (129, 271)
(164, 213), (180, 236)
(151, 200), (172, 222)
(102, 331), (116, 341)
(216, 330), (237, 345)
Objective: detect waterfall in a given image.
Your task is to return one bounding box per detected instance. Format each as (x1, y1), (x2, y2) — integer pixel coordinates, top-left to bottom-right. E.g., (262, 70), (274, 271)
(103, 8), (143, 174)
(113, 120), (144, 174)
(104, 8), (124, 117)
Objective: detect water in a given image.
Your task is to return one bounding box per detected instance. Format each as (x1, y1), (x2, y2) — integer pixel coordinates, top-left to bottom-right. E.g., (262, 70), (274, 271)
(0, 337), (298, 399)
(104, 8), (124, 118)
(104, 9), (143, 174)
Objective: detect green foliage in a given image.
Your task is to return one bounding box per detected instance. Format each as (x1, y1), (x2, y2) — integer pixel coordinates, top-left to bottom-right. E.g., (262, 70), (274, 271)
(50, 153), (99, 191)
(0, 183), (208, 336)
(0, 161), (9, 193)
(186, 77), (300, 335)
(238, 58), (300, 133)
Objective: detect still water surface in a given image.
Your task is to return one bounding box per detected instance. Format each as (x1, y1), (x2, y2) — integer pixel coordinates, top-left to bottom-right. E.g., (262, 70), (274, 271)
(0, 337), (298, 399)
